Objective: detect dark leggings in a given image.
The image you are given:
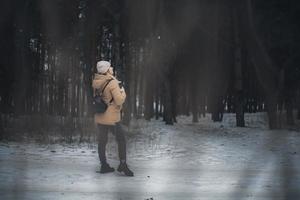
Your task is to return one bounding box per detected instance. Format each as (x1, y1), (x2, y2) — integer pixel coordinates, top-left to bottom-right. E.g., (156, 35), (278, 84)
(97, 123), (126, 164)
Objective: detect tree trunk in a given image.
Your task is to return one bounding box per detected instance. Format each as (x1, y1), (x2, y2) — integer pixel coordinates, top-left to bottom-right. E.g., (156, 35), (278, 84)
(144, 84), (154, 120)
(199, 95), (206, 118)
(122, 43), (132, 125)
(144, 61), (154, 120)
(238, 0), (280, 129)
(155, 92), (159, 120)
(212, 96), (224, 122)
(191, 89), (199, 123)
(235, 91), (245, 127)
(132, 46), (139, 118)
(163, 76), (173, 125)
(286, 95), (294, 126)
(296, 91), (300, 120)
(0, 114), (4, 139)
(13, 1), (31, 115)
(137, 61), (145, 118)
(233, 7), (245, 127)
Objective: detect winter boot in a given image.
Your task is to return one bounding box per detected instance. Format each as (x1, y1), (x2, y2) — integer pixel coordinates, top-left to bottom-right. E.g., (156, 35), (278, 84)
(100, 163), (115, 173)
(117, 163), (134, 176)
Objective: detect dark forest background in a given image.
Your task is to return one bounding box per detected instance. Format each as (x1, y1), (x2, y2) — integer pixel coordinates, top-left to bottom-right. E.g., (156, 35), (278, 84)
(1, 0), (300, 141)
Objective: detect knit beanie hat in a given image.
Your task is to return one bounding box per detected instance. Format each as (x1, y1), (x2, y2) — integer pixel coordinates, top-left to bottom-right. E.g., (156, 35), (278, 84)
(96, 61), (111, 74)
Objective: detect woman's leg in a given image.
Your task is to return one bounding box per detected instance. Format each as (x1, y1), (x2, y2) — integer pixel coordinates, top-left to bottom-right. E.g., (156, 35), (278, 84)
(114, 123), (126, 163)
(114, 123), (134, 176)
(97, 124), (109, 164)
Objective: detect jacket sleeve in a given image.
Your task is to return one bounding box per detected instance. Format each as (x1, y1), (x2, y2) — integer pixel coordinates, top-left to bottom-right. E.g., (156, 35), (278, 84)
(110, 80), (126, 106)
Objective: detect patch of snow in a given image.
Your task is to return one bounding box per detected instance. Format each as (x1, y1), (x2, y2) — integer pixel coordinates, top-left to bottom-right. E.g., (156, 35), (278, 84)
(1, 113), (300, 199)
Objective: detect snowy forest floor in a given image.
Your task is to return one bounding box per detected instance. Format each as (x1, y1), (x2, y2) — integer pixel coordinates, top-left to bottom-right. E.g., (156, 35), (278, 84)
(0, 113), (300, 200)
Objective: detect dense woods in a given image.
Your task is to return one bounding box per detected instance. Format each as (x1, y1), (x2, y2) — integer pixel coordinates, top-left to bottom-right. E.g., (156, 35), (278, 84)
(1, 0), (300, 139)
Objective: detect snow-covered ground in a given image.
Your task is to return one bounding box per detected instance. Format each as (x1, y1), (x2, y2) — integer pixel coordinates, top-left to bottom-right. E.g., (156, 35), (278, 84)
(0, 113), (300, 200)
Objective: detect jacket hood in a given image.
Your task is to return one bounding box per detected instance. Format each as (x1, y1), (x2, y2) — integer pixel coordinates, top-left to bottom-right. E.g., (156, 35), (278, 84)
(92, 73), (114, 90)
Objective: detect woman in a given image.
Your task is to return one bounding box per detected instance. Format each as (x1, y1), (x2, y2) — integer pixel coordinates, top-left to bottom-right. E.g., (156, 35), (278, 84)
(92, 60), (134, 176)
